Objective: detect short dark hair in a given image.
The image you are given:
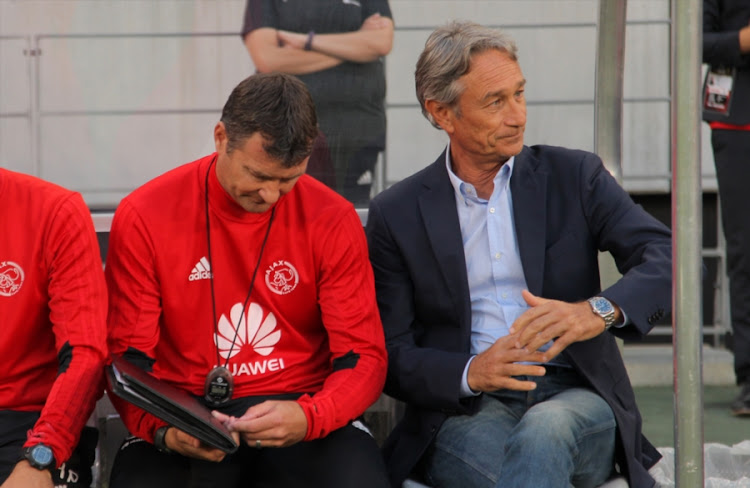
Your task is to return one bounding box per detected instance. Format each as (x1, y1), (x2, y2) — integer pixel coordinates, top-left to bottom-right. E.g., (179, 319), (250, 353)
(220, 72), (318, 167)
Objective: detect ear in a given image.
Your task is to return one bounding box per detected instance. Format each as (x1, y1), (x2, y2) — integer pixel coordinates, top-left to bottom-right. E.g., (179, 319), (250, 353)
(424, 99), (455, 134)
(214, 122), (228, 154)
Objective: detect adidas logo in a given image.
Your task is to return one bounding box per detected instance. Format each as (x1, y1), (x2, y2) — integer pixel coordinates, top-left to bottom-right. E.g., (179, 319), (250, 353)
(188, 257), (212, 281)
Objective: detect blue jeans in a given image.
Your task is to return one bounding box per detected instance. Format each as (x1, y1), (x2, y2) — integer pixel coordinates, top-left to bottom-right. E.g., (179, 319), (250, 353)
(424, 368), (616, 488)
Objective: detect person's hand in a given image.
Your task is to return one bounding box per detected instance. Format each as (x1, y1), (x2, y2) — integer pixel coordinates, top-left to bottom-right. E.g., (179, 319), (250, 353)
(360, 13), (391, 31)
(163, 426), (237, 462)
(740, 25), (750, 53)
(212, 400), (307, 449)
(0, 461), (53, 488)
(509, 290), (614, 360)
(276, 30), (308, 50)
(466, 334), (548, 393)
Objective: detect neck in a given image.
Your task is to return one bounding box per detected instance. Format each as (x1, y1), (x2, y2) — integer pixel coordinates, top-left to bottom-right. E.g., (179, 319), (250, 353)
(451, 155), (508, 200)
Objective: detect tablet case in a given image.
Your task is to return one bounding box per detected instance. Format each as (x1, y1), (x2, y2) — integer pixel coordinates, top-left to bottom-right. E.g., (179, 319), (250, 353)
(106, 355), (239, 454)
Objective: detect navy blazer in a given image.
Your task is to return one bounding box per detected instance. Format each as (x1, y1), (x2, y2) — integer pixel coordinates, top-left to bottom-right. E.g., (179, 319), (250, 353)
(366, 145), (672, 488)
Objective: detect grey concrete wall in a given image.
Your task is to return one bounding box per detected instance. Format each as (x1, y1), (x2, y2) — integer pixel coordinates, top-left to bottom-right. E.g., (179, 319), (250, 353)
(0, 0), (717, 208)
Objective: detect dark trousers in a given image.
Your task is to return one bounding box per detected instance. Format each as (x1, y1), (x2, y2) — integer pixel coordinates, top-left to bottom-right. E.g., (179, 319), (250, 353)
(712, 128), (750, 384)
(0, 410), (97, 487)
(109, 423), (390, 488)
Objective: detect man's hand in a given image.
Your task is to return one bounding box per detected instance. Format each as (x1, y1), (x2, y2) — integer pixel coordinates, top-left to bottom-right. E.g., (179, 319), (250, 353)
(276, 30), (307, 50)
(740, 25), (750, 53)
(467, 334), (548, 392)
(0, 461), (53, 488)
(361, 13), (391, 31)
(163, 427), (237, 462)
(509, 290), (615, 360)
(213, 400), (307, 449)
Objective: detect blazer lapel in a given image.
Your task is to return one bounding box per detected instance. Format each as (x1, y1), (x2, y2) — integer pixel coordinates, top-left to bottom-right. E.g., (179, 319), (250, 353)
(417, 153), (472, 327)
(511, 148), (548, 296)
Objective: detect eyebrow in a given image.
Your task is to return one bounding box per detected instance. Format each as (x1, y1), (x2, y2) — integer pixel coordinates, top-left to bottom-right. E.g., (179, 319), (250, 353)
(247, 166), (305, 181)
(481, 78), (527, 103)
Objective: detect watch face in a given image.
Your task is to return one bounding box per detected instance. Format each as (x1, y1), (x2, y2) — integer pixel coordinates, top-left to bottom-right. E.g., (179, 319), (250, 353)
(593, 297), (613, 314)
(29, 444), (54, 468)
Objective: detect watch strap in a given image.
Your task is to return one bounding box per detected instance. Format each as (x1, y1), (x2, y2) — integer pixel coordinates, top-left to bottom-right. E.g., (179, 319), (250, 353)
(153, 426), (174, 454)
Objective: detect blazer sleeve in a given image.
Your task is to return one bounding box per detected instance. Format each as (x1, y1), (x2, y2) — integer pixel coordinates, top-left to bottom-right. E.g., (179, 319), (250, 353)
(703, 0), (748, 67)
(579, 154), (673, 338)
(366, 197), (476, 412)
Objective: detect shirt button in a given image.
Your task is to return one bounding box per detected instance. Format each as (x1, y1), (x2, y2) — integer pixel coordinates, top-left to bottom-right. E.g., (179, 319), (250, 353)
(489, 207), (496, 214)
(495, 252), (501, 260)
(502, 293), (508, 299)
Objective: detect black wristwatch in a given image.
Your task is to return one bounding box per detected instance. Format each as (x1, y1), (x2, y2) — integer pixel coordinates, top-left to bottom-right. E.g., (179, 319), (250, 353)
(23, 443), (56, 472)
(153, 426), (174, 454)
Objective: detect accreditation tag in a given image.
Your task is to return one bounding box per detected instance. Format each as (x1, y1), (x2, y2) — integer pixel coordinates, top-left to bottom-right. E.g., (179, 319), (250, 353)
(703, 67), (736, 116)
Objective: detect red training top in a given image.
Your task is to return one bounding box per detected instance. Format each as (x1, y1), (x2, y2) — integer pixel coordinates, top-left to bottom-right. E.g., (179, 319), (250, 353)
(106, 154), (387, 443)
(0, 168), (108, 466)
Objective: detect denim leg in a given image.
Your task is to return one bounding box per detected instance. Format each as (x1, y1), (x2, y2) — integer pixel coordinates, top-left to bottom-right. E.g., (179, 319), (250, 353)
(496, 387), (616, 488)
(425, 393), (526, 488)
(423, 372), (616, 488)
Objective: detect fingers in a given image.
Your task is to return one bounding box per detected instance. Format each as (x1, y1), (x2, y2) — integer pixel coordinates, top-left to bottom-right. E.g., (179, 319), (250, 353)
(167, 427), (228, 462)
(467, 336), (549, 392)
(220, 401), (307, 449)
(510, 292), (605, 353)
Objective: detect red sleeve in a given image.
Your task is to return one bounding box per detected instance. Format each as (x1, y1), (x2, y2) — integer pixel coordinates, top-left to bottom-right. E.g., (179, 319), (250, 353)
(23, 193), (108, 466)
(104, 199), (167, 442)
(296, 208), (387, 440)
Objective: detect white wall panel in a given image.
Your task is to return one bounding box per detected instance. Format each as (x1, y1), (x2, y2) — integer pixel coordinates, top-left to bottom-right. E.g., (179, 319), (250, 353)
(385, 107), (447, 184)
(624, 23), (670, 99)
(525, 103), (595, 152)
(39, 113), (218, 207)
(38, 36), (247, 112)
(621, 101), (671, 193)
(0, 118), (32, 174)
(0, 37), (31, 114)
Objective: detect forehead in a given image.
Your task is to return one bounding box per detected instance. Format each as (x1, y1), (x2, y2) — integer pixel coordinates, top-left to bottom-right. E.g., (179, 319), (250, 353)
(231, 132), (302, 177)
(461, 49), (524, 99)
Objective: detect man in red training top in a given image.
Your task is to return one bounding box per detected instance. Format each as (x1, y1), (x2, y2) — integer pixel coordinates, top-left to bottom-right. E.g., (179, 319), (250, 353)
(105, 72), (389, 487)
(0, 169), (108, 488)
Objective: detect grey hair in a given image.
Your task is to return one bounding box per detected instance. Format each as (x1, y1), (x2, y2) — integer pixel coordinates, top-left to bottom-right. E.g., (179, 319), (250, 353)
(415, 21), (519, 129)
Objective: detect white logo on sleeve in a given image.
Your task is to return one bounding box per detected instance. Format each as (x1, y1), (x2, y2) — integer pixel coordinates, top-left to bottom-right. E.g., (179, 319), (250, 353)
(264, 261), (299, 295)
(188, 257), (212, 281)
(0, 261), (24, 297)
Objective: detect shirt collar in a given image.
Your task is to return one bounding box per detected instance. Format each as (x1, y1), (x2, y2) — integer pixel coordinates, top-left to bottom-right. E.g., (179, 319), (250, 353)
(445, 142), (515, 205)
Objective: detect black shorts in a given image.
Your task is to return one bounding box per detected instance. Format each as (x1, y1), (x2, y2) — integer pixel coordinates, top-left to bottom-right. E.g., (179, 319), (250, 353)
(109, 422), (389, 488)
(0, 410), (97, 488)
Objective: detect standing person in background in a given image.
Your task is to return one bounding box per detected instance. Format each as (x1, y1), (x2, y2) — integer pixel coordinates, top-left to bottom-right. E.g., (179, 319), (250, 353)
(0, 169), (108, 488)
(242, 0), (394, 207)
(703, 0), (750, 416)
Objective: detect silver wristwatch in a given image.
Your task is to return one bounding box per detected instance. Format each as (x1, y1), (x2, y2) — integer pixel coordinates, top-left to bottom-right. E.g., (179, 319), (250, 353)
(587, 296), (616, 329)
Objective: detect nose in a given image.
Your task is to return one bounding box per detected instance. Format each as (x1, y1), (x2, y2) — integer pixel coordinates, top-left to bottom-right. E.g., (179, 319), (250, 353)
(506, 98), (527, 127)
(258, 182), (282, 205)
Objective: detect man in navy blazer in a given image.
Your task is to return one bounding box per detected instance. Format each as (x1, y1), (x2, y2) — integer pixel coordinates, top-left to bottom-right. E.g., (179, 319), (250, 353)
(365, 21), (672, 488)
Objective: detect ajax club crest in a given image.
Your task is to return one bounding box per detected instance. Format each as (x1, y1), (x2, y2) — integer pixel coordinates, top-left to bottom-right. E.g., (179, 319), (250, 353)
(0, 261), (24, 297)
(265, 260), (299, 295)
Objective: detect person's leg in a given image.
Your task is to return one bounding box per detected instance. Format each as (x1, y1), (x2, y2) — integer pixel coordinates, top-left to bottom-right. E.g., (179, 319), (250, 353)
(423, 392), (526, 488)
(341, 144), (382, 207)
(423, 370), (616, 488)
(109, 436), (191, 488)
(253, 423), (389, 488)
(496, 387), (616, 488)
(712, 130), (750, 410)
(110, 435), (248, 488)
